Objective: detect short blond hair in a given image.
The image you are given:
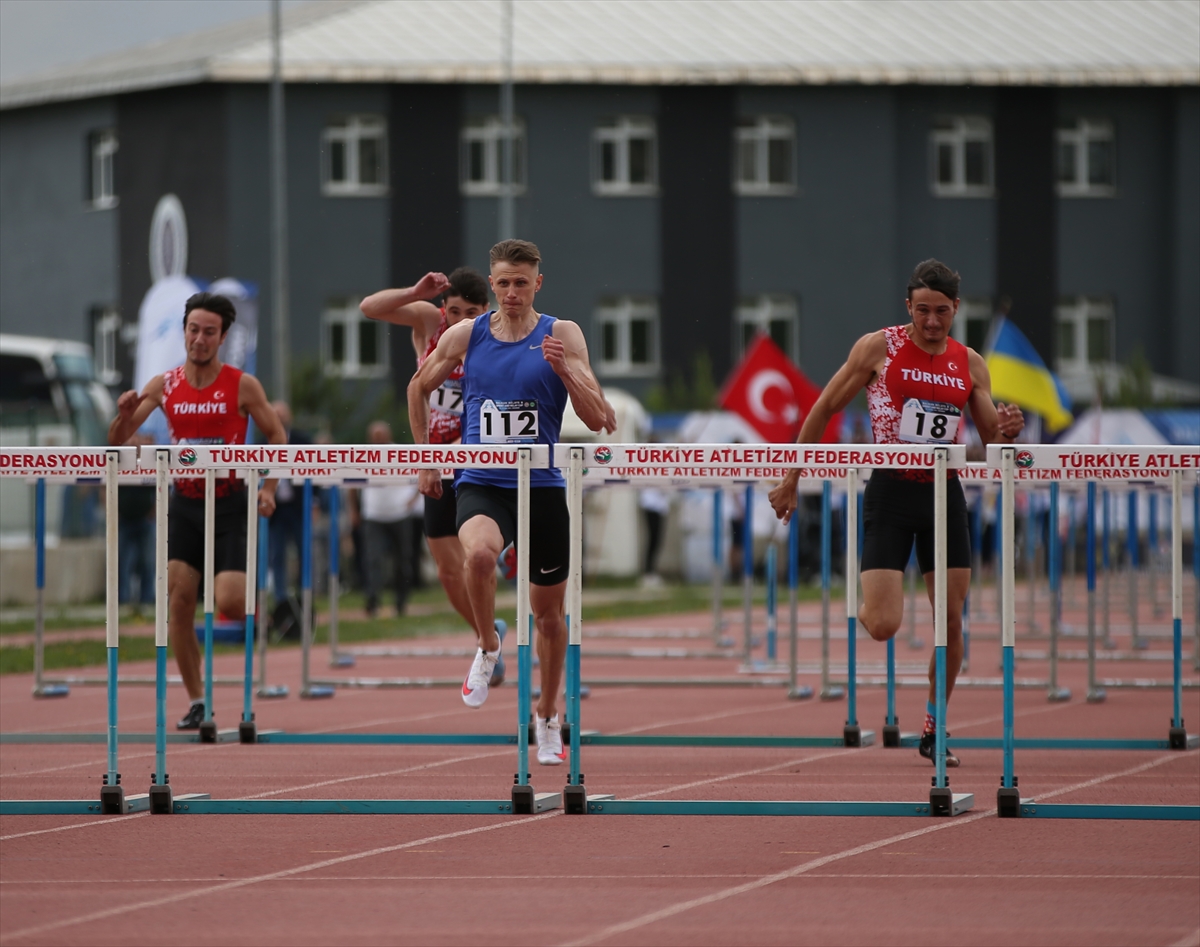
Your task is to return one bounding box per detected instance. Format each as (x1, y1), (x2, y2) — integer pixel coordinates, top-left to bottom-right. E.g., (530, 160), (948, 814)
(490, 239), (541, 268)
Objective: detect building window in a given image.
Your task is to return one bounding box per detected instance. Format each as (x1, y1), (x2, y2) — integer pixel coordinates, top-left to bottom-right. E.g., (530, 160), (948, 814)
(592, 117), (657, 196)
(734, 116), (795, 195)
(323, 299), (388, 378)
(950, 298), (993, 353)
(321, 116), (388, 196)
(1057, 119), (1115, 197)
(461, 116), (526, 196)
(1056, 296), (1114, 370)
(595, 297), (659, 376)
(735, 295), (800, 362)
(87, 130), (117, 209)
(90, 307), (122, 386)
(930, 117), (993, 197)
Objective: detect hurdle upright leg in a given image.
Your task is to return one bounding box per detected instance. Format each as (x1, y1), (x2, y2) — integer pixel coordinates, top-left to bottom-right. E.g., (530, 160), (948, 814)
(929, 448), (965, 815)
(787, 507), (811, 700)
(198, 469), (217, 742)
(255, 513), (287, 698)
(712, 487), (727, 647)
(1149, 490), (1160, 618)
(765, 544), (778, 663)
(239, 469), (259, 744)
(327, 485), (354, 668)
(1169, 471), (1190, 749)
(1129, 488), (1144, 650)
(1086, 482), (1105, 703)
(150, 450), (173, 812)
(1193, 483), (1199, 673)
(843, 468), (869, 746)
(742, 483), (754, 660)
(819, 480), (842, 700)
(1102, 488), (1114, 648)
(997, 448), (1021, 816)
(1047, 482), (1070, 701)
(564, 448), (586, 813)
(100, 451), (125, 813)
(513, 448), (534, 813)
(300, 478), (332, 699)
(32, 477), (68, 697)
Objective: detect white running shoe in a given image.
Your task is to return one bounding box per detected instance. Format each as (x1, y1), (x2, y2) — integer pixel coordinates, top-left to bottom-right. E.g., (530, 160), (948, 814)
(536, 714), (565, 766)
(462, 645), (501, 709)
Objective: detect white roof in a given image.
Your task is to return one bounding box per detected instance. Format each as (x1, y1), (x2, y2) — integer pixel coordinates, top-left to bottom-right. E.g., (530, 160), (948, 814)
(3, 0), (1198, 111)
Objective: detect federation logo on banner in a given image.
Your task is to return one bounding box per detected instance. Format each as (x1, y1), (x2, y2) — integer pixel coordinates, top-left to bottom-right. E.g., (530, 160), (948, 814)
(718, 334), (841, 443)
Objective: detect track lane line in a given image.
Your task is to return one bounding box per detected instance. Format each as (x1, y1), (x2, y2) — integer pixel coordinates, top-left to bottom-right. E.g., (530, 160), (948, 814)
(561, 751), (1195, 947)
(1169, 929), (1200, 947)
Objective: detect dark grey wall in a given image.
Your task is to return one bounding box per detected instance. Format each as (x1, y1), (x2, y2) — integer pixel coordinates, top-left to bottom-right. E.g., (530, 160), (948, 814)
(225, 83), (270, 372)
(660, 86), (735, 382)
(116, 85), (228, 324)
(895, 86), (997, 308)
(738, 86), (897, 385)
(389, 84), (461, 390)
(0, 98), (117, 341)
(1171, 88), (1200, 385)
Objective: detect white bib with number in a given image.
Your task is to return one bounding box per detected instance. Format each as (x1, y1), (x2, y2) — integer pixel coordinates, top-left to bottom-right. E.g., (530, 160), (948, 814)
(898, 398), (961, 444)
(429, 379), (463, 416)
(479, 399), (539, 443)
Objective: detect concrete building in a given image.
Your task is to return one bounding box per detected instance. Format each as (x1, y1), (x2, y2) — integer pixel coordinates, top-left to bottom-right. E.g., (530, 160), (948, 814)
(2, 0), (1197, 413)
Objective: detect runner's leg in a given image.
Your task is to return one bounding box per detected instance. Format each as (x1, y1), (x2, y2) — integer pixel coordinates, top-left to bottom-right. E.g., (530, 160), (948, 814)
(859, 569), (905, 641)
(214, 571), (247, 622)
(458, 514), (503, 653)
(923, 567), (970, 700)
(530, 582), (567, 721)
(428, 535), (477, 632)
(167, 560), (203, 700)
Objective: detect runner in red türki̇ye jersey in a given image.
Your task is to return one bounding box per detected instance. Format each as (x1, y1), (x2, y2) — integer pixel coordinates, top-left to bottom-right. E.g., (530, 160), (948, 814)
(359, 268), (502, 673)
(769, 260), (1025, 768)
(109, 292), (286, 729)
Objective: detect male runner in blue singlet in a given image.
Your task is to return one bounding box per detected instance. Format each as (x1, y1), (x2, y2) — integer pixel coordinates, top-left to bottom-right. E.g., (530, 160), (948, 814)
(409, 239), (615, 765)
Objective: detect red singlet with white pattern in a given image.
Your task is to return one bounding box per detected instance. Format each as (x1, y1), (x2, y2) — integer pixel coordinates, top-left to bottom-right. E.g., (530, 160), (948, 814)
(865, 325), (973, 481)
(421, 310), (464, 446)
(161, 364), (248, 498)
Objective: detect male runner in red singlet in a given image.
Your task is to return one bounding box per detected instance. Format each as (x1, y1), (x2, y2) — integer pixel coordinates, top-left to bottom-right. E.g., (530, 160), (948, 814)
(360, 268), (507, 679)
(109, 292), (286, 729)
(769, 260), (1025, 766)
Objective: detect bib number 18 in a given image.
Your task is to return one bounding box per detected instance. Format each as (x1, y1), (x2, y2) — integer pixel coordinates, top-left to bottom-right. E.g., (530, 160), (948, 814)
(479, 399), (538, 443)
(899, 398), (961, 444)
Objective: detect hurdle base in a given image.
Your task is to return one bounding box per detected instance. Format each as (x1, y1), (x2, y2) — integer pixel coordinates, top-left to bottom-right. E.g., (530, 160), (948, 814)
(997, 787), (1023, 819)
(198, 721), (218, 744)
(257, 685), (290, 699)
(526, 721), (574, 745)
(820, 686), (845, 701)
(512, 784), (534, 814)
(1168, 727), (1195, 750)
(100, 785), (127, 815)
(1046, 687), (1072, 703)
(930, 789), (973, 817)
(843, 726), (875, 748)
(238, 721), (257, 744)
(882, 724), (901, 748)
(787, 686), (814, 700)
(32, 684), (70, 698)
(149, 784), (173, 815)
(330, 655), (357, 669)
(564, 784), (587, 815)
(300, 686), (336, 699)
(1086, 687), (1107, 704)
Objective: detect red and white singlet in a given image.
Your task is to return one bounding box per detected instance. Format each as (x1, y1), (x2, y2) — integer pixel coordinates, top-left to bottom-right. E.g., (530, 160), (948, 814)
(421, 310), (464, 446)
(161, 364), (248, 498)
(865, 325), (973, 479)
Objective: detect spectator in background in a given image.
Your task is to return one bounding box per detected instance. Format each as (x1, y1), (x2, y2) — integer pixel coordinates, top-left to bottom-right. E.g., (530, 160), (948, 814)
(356, 420), (419, 618)
(268, 400), (309, 603)
(639, 487), (670, 588)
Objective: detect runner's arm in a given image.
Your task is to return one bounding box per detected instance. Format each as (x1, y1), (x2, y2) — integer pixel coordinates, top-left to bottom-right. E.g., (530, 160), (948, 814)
(240, 373), (288, 515)
(769, 332), (885, 523)
(966, 348), (1024, 445)
(545, 320), (615, 433)
(107, 375), (164, 445)
(360, 273), (450, 350)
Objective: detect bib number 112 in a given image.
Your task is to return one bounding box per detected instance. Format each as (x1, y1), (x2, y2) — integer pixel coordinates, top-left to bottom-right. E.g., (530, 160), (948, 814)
(479, 399), (538, 443)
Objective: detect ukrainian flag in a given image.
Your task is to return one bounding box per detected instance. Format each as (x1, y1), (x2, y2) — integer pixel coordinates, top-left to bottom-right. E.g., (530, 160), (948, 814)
(985, 317), (1074, 433)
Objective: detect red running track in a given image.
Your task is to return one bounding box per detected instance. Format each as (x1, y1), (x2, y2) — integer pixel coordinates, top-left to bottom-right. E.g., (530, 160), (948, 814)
(2, 593), (1199, 946)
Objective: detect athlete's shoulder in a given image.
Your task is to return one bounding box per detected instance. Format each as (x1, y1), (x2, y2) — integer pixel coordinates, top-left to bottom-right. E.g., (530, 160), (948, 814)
(849, 329), (889, 360)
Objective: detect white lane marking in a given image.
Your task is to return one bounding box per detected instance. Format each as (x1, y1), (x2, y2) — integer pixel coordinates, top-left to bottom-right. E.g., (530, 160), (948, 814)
(0, 812), (560, 944)
(0, 813), (147, 841)
(628, 748), (852, 800)
(239, 751), (510, 799)
(1168, 929), (1200, 947)
(4, 872), (1195, 886)
(561, 752), (1194, 947)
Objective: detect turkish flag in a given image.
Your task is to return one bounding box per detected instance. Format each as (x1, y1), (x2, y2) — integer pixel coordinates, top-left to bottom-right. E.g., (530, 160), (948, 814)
(718, 334), (842, 443)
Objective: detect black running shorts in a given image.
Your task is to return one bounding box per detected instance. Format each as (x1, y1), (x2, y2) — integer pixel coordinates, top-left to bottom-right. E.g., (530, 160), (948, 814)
(860, 472), (971, 574)
(423, 480), (458, 539)
(455, 482), (569, 586)
(168, 490), (249, 575)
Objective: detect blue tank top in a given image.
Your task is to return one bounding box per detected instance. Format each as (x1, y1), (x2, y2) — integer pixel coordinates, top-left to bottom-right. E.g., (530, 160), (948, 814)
(459, 312), (568, 488)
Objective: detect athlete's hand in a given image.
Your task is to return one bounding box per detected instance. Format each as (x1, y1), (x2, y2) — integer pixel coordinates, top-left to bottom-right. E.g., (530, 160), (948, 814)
(418, 468), (443, 499)
(602, 399), (617, 434)
(413, 271), (452, 300)
(541, 335), (570, 377)
(995, 402), (1024, 440)
(768, 474), (800, 524)
(116, 390), (146, 421)
(256, 488), (276, 518)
